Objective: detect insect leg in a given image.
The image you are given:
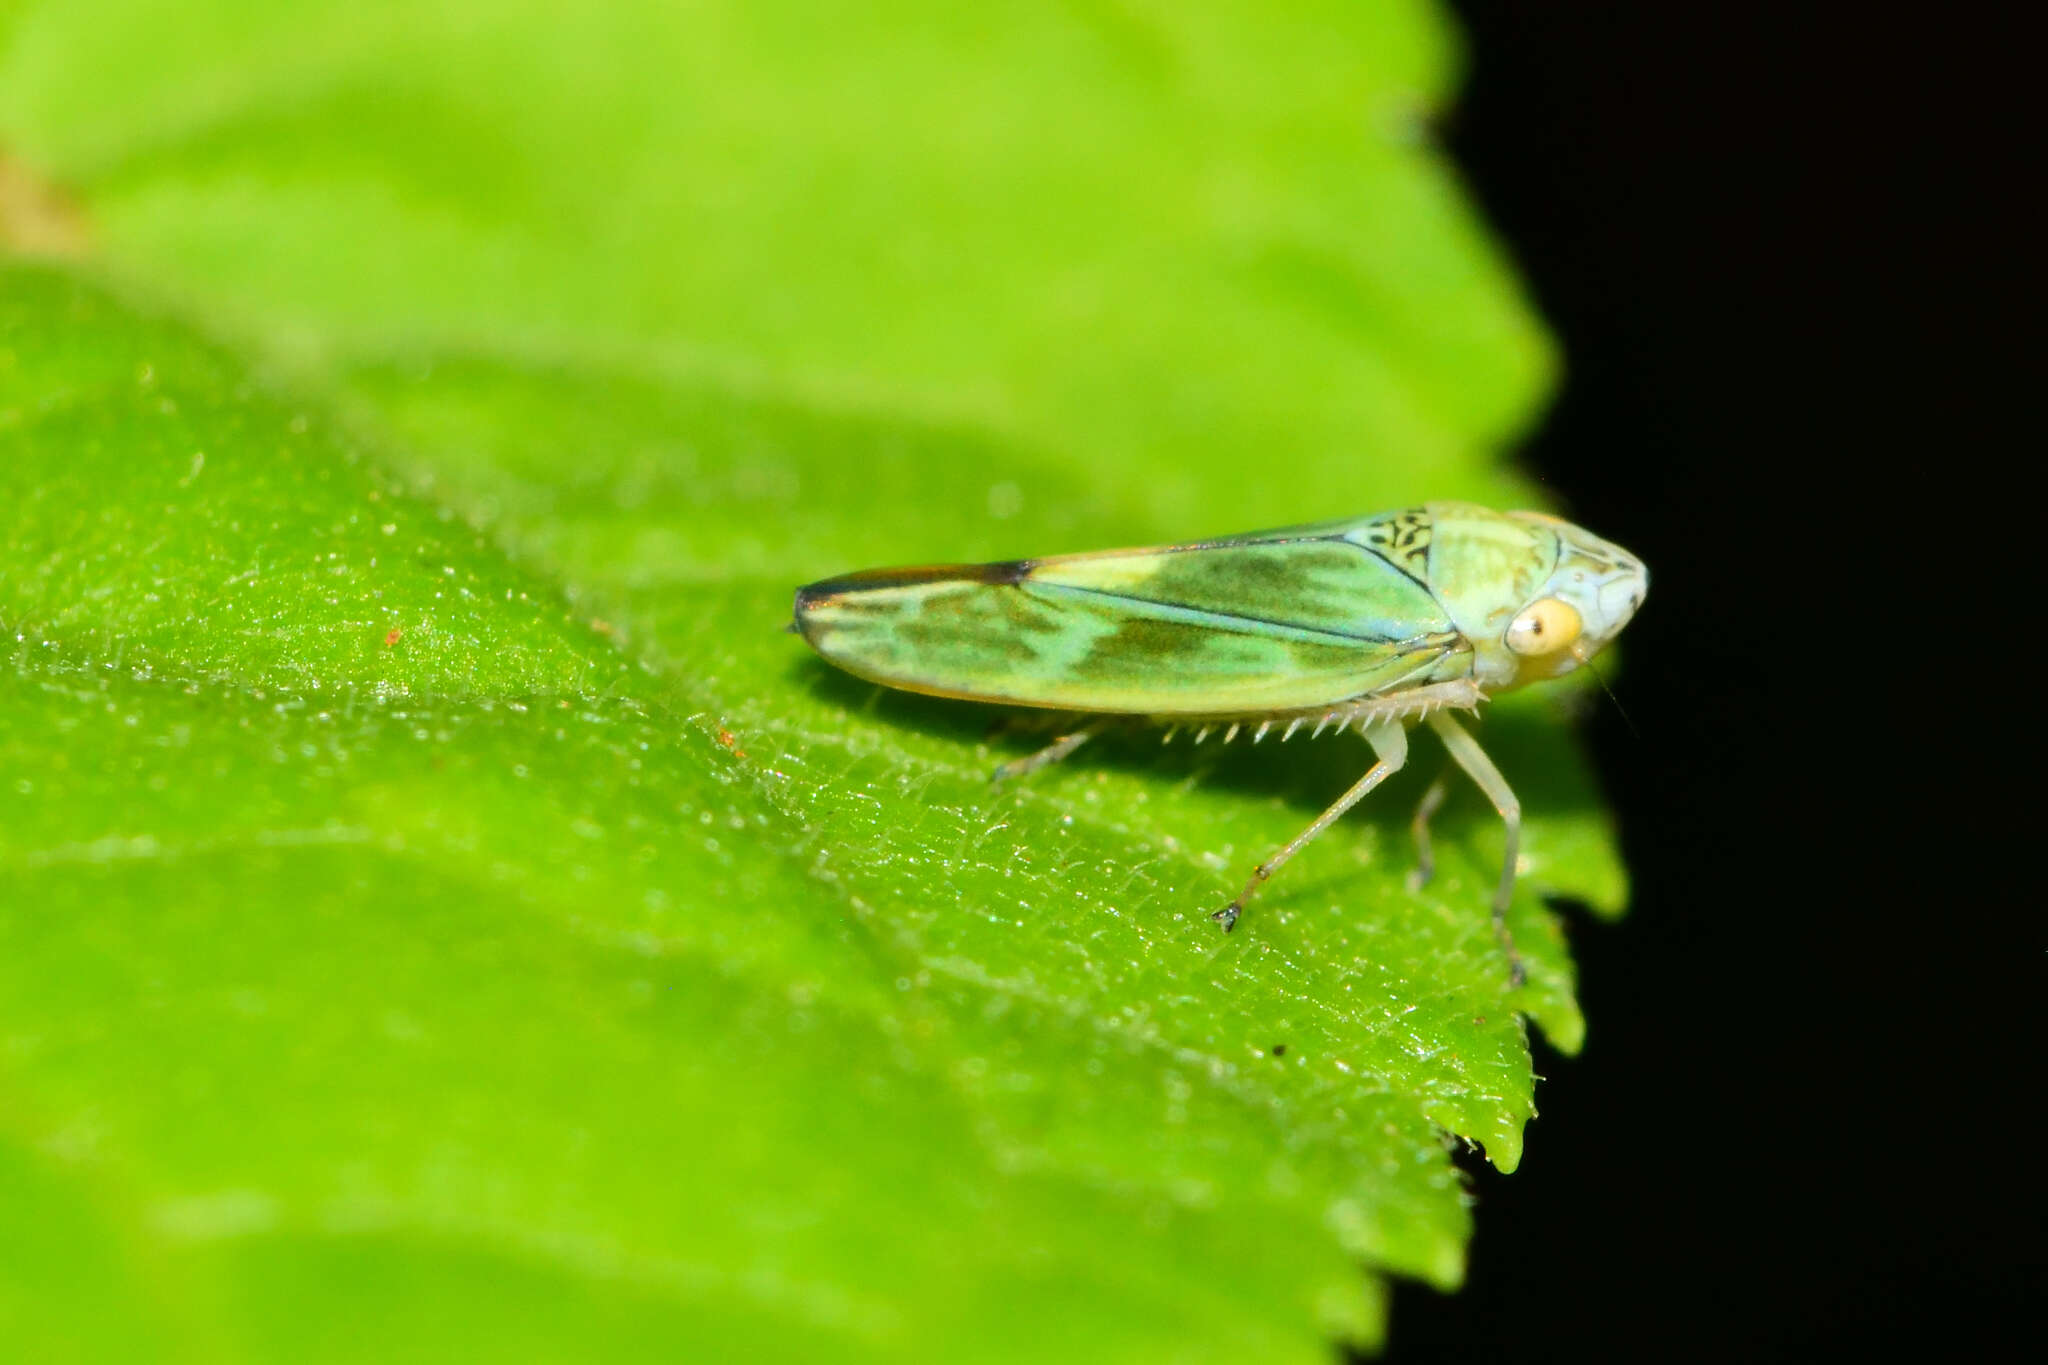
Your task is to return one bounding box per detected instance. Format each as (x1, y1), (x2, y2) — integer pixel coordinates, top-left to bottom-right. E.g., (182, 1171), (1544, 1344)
(990, 722), (1103, 783)
(1212, 720), (1408, 930)
(1425, 711), (1525, 986)
(1405, 772), (1451, 893)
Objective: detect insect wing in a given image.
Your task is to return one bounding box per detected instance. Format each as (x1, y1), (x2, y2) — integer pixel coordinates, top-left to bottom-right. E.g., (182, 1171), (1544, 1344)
(794, 522), (1471, 716)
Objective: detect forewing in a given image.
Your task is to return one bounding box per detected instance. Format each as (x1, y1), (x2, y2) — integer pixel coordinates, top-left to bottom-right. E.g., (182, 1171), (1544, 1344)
(794, 525), (1471, 716)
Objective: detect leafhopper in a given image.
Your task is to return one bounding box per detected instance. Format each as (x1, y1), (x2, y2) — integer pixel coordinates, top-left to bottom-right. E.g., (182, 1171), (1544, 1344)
(792, 502), (1646, 983)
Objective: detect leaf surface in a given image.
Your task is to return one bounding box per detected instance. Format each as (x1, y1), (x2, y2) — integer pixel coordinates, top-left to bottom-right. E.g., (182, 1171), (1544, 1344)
(1, 3), (1629, 1357)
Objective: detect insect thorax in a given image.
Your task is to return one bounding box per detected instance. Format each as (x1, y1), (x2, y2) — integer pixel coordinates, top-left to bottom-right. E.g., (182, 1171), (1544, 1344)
(1350, 507), (1434, 581)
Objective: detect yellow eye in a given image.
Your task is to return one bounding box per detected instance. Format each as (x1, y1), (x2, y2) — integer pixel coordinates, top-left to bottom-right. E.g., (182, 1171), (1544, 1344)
(1504, 597), (1583, 657)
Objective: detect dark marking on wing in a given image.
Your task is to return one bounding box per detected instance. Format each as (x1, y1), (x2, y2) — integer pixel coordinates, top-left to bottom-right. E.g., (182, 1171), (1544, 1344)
(797, 558), (1036, 608)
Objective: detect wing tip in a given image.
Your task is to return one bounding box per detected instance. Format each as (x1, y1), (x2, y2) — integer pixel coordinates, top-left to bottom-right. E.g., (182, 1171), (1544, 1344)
(793, 561), (1027, 644)
(793, 559), (1035, 631)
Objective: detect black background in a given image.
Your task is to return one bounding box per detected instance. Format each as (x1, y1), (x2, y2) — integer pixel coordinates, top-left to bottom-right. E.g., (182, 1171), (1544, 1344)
(1376, 4), (2039, 1360)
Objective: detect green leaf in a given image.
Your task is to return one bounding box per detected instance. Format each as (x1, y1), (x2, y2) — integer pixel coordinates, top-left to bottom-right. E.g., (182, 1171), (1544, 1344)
(1, 3), (1630, 1359)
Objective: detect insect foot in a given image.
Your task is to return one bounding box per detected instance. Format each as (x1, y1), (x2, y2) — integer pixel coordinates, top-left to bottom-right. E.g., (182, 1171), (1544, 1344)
(1212, 860), (1274, 931)
(1498, 923), (1528, 989)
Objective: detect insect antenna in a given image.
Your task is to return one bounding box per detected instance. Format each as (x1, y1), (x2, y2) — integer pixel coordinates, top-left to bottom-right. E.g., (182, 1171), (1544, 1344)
(1574, 646), (1639, 740)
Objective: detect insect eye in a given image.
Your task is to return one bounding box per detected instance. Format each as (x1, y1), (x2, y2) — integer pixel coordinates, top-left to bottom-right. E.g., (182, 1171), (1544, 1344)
(1504, 597), (1583, 657)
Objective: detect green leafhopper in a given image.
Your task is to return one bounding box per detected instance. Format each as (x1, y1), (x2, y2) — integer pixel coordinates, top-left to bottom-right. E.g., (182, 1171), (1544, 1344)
(791, 502), (1646, 983)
